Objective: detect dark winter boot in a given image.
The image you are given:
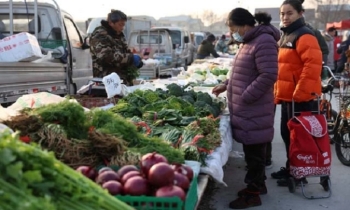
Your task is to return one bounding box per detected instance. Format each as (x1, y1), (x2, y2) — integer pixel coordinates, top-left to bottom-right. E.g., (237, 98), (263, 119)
(229, 191), (261, 209)
(237, 184), (267, 197)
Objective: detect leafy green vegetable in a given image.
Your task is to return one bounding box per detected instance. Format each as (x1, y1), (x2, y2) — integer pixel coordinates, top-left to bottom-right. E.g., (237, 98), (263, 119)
(142, 90), (160, 104)
(110, 101), (142, 118)
(33, 101), (88, 139)
(0, 132), (133, 210)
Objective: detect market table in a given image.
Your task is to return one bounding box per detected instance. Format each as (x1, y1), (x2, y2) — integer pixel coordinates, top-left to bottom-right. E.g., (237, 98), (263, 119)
(195, 174), (210, 209)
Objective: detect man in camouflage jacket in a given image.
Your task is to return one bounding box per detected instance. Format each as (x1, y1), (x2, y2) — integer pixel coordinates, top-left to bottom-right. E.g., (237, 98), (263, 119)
(89, 10), (142, 85)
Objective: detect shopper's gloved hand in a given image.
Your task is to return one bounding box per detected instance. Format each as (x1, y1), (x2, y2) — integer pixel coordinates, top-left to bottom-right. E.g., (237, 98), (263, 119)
(133, 54), (142, 67)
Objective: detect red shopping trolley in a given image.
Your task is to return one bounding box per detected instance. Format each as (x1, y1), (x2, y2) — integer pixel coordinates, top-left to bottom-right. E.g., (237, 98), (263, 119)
(287, 95), (332, 199)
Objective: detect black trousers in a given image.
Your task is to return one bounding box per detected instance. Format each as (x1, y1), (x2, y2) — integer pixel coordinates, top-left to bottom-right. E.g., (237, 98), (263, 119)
(280, 100), (316, 169)
(265, 105), (276, 162)
(243, 143), (267, 191)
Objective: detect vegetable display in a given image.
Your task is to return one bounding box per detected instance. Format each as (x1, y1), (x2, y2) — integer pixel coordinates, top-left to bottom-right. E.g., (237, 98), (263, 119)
(0, 131), (133, 210)
(3, 102), (185, 166)
(76, 152), (194, 203)
(107, 85), (223, 165)
(111, 84), (225, 119)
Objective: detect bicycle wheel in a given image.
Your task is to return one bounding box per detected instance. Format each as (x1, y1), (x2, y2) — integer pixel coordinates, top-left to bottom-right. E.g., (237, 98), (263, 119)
(331, 112), (342, 143)
(328, 109), (338, 135)
(335, 128), (350, 166)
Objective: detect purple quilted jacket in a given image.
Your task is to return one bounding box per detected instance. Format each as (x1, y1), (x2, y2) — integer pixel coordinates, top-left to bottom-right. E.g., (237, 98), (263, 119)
(227, 24), (280, 145)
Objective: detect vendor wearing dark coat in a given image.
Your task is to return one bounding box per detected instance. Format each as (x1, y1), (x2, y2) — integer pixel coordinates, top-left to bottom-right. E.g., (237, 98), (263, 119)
(196, 34), (220, 59)
(89, 10), (143, 85)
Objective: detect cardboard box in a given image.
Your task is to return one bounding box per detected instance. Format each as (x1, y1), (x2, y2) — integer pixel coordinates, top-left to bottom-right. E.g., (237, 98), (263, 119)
(0, 32), (43, 62)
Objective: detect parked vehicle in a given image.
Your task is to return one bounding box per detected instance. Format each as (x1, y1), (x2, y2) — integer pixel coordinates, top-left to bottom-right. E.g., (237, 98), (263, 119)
(191, 32), (205, 49)
(0, 0), (92, 105)
(86, 16), (152, 41)
(127, 27), (192, 78)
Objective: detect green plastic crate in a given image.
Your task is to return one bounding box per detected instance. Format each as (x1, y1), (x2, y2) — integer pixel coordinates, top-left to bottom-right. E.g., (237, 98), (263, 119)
(38, 39), (67, 49)
(116, 176), (198, 210)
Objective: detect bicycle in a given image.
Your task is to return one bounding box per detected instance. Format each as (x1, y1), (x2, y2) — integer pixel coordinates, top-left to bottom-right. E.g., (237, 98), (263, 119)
(329, 71), (350, 166)
(320, 65), (338, 136)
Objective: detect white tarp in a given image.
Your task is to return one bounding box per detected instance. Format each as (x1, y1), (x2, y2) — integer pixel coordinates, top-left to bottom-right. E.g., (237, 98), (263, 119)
(200, 115), (233, 186)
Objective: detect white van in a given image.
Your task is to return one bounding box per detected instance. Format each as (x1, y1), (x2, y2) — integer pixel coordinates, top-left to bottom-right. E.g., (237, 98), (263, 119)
(128, 27), (192, 72)
(151, 27), (192, 65)
(0, 0), (92, 104)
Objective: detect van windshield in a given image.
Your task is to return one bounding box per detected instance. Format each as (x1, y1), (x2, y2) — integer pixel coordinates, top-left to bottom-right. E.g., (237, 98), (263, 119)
(137, 34), (162, 44)
(168, 30), (181, 46)
(195, 35), (203, 46)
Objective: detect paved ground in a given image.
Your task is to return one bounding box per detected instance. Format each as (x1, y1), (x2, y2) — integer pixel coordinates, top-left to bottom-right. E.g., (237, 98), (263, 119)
(203, 104), (350, 210)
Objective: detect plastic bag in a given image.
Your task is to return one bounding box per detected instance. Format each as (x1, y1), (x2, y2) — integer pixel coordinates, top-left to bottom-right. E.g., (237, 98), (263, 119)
(0, 123), (14, 134)
(203, 69), (219, 85)
(188, 73), (205, 83)
(123, 80), (156, 96)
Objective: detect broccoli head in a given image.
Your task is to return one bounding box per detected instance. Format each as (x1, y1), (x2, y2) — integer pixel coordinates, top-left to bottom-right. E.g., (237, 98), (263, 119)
(167, 83), (184, 97)
(181, 95), (195, 104)
(196, 92), (213, 105)
(155, 88), (168, 99)
(194, 101), (216, 117)
(183, 89), (197, 101)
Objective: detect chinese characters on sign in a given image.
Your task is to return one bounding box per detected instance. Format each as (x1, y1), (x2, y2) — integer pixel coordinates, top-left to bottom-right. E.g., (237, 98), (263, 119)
(103, 73), (122, 98)
(106, 78), (119, 90)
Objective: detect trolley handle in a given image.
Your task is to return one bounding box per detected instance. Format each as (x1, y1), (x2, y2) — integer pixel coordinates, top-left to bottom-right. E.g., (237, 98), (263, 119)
(292, 93), (320, 117)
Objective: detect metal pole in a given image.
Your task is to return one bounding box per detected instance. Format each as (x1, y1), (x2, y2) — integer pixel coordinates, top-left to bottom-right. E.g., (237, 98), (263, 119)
(34, 0), (38, 38)
(51, 0), (65, 40)
(9, 0), (13, 35)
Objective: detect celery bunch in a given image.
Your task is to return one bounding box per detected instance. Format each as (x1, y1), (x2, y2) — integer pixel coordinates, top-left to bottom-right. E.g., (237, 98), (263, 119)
(0, 131), (133, 210)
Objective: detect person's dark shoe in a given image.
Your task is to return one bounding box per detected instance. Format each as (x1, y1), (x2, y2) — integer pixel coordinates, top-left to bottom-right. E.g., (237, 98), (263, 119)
(265, 160), (273, 169)
(271, 167), (289, 179)
(229, 193), (262, 209)
(237, 185), (267, 197)
(277, 177), (308, 187)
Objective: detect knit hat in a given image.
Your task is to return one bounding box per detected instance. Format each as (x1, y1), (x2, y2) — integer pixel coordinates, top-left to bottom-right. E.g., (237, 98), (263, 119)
(207, 34), (216, 42)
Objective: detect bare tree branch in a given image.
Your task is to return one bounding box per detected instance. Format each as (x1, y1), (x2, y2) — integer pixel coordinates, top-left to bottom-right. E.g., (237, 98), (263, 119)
(314, 0), (350, 25)
(199, 10), (221, 27)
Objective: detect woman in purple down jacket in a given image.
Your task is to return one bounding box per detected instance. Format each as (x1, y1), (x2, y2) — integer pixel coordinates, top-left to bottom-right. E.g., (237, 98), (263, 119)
(212, 8), (279, 209)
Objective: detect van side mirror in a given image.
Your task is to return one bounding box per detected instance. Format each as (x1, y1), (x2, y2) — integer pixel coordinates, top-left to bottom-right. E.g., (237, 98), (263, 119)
(82, 37), (90, 50)
(184, 36), (189, 43)
(173, 43), (176, 49)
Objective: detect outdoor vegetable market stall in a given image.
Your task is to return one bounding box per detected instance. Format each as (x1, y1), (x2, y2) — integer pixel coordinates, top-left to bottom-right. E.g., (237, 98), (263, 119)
(0, 57), (234, 209)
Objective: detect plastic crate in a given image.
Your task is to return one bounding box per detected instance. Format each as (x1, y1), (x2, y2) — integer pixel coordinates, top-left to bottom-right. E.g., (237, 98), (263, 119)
(116, 176), (198, 210)
(38, 39), (67, 49)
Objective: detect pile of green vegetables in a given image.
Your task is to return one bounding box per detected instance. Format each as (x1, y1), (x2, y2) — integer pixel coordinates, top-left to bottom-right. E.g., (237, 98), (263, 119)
(4, 101), (184, 167)
(0, 131), (133, 210)
(108, 84), (224, 165)
(129, 115), (221, 165)
(195, 68), (229, 77)
(110, 83), (225, 122)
